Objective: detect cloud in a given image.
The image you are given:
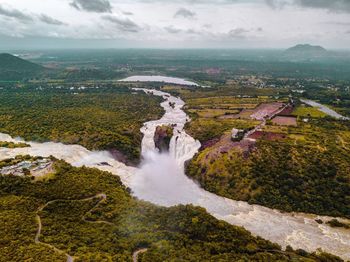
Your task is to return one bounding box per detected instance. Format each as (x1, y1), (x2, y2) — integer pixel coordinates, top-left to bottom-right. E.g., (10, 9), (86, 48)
(102, 15), (141, 32)
(164, 26), (182, 34)
(174, 8), (196, 19)
(38, 14), (66, 25)
(70, 0), (112, 13)
(186, 28), (203, 35)
(228, 28), (250, 38)
(122, 11), (134, 16)
(325, 21), (350, 26)
(0, 4), (33, 22)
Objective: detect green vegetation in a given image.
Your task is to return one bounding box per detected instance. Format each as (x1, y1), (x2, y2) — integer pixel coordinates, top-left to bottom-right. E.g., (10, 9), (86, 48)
(0, 87), (163, 164)
(1, 157), (340, 261)
(0, 141), (30, 148)
(293, 105), (326, 118)
(180, 91), (272, 143)
(185, 118), (258, 143)
(0, 53), (43, 81)
(179, 84), (350, 218)
(187, 118), (350, 218)
(326, 219), (350, 229)
(24, 49), (350, 82)
(0, 155), (43, 169)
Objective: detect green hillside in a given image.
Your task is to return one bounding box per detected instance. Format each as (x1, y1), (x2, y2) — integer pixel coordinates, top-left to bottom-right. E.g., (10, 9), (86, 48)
(0, 157), (341, 261)
(0, 53), (43, 81)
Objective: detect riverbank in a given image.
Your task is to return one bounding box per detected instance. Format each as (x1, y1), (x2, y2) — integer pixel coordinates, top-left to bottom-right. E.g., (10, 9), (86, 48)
(0, 89), (349, 260)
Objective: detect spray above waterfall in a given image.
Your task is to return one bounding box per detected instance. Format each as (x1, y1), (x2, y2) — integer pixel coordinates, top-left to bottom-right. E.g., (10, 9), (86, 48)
(128, 88), (350, 260)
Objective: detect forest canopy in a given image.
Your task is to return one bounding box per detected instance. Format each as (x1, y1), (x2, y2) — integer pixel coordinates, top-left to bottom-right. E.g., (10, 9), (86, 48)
(0, 86), (163, 164)
(0, 157), (342, 261)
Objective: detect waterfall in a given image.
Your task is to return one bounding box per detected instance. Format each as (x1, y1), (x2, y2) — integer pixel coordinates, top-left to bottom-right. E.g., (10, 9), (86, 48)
(0, 89), (349, 260)
(129, 88), (350, 260)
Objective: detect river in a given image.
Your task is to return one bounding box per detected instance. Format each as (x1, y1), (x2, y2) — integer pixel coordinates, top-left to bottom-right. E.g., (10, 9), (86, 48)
(0, 89), (349, 260)
(119, 75), (199, 86)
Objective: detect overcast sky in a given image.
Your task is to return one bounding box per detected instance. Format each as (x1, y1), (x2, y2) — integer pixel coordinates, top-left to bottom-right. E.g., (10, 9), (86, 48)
(0, 0), (350, 50)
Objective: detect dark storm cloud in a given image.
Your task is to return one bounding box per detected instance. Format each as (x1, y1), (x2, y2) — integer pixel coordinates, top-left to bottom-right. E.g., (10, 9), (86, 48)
(0, 4), (33, 22)
(70, 0), (112, 13)
(102, 15), (141, 32)
(174, 8), (196, 19)
(39, 14), (66, 25)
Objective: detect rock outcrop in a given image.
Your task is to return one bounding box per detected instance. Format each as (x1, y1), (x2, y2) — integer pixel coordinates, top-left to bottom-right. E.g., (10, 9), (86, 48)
(154, 125), (174, 153)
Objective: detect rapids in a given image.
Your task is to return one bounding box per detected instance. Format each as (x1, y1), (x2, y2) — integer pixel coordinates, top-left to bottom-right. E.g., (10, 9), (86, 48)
(0, 89), (349, 260)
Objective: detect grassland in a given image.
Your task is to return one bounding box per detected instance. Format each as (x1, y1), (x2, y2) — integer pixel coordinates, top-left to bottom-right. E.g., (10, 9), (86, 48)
(1, 157), (339, 261)
(0, 141), (30, 148)
(292, 105), (326, 118)
(185, 118), (259, 144)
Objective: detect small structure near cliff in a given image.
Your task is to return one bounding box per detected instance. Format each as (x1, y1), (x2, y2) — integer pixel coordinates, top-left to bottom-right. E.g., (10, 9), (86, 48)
(154, 125), (174, 153)
(231, 128), (245, 142)
(0, 156), (53, 179)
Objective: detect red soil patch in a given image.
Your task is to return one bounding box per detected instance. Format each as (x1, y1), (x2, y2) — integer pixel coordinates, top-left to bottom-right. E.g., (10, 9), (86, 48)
(277, 105), (294, 116)
(200, 138), (220, 150)
(248, 131), (286, 141)
(205, 134), (255, 160)
(250, 102), (284, 120)
(271, 116), (297, 126)
(221, 102), (285, 120)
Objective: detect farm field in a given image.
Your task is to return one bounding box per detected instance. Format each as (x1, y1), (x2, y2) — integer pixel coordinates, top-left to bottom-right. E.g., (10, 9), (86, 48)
(271, 116), (297, 126)
(181, 90), (284, 143)
(292, 105), (326, 118)
(183, 86), (350, 218)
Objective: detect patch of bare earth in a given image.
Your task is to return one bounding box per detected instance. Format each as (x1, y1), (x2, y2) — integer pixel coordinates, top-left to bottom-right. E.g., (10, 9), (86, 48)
(205, 134), (256, 160)
(271, 116), (297, 126)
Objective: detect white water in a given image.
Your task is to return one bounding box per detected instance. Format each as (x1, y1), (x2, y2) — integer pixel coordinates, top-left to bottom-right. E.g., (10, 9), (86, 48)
(0, 90), (349, 260)
(119, 75), (199, 86)
(301, 99), (350, 120)
(0, 134), (137, 187)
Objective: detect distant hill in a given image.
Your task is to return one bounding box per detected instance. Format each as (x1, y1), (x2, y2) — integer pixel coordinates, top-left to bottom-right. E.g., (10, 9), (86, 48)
(286, 44), (327, 53)
(0, 53), (43, 81)
(283, 44), (329, 61)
